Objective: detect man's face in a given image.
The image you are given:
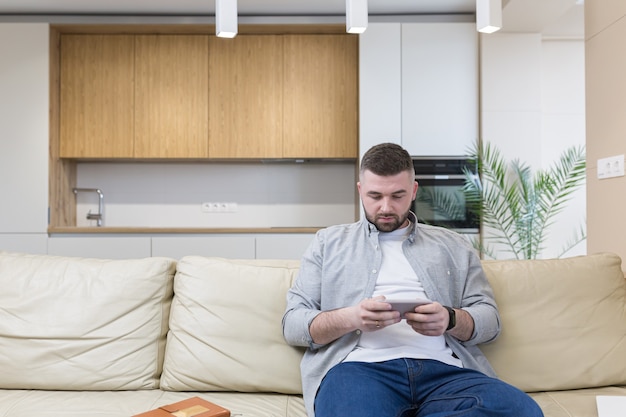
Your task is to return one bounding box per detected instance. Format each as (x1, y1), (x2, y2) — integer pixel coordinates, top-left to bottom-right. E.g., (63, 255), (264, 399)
(357, 169), (418, 232)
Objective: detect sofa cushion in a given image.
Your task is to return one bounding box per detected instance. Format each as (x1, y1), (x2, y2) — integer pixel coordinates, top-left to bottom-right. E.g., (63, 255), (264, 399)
(480, 252), (626, 392)
(160, 256), (304, 394)
(0, 251), (176, 390)
(529, 386), (626, 417)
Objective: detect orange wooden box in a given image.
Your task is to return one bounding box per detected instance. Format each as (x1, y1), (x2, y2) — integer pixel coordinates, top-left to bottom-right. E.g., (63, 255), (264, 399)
(132, 396), (230, 417)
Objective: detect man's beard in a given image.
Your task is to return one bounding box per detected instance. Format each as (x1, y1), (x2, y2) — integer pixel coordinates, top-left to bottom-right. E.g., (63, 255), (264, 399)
(365, 210), (410, 232)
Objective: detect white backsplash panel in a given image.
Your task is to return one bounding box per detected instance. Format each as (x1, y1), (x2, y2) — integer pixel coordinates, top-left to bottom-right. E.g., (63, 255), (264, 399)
(76, 161), (357, 228)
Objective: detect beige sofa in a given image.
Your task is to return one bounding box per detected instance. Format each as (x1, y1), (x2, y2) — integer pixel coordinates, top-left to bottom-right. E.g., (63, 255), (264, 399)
(0, 251), (624, 417)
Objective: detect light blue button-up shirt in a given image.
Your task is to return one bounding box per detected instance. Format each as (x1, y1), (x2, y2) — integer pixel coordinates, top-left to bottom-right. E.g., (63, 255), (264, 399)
(282, 212), (500, 417)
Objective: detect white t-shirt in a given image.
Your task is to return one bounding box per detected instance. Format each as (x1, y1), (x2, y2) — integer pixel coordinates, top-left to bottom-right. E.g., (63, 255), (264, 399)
(343, 222), (462, 367)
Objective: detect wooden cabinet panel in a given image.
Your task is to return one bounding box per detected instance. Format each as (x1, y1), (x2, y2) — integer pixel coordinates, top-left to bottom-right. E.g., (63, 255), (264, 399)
(283, 35), (358, 159)
(209, 36), (283, 158)
(134, 35), (209, 158)
(59, 35), (134, 158)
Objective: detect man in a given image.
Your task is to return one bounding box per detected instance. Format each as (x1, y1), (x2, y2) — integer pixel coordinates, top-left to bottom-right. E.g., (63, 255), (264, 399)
(282, 143), (543, 417)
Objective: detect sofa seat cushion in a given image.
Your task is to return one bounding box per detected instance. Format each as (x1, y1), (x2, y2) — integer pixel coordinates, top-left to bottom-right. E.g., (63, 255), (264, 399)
(160, 257), (305, 394)
(480, 253), (626, 392)
(0, 252), (176, 390)
(0, 390), (307, 417)
(529, 386), (626, 417)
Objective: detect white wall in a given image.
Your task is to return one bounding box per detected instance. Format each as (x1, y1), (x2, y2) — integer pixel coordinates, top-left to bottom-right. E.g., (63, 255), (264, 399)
(541, 39), (586, 259)
(480, 33), (586, 259)
(0, 24), (49, 234)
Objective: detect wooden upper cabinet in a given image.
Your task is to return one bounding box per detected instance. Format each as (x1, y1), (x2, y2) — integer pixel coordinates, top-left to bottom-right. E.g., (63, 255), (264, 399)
(209, 36), (283, 158)
(59, 35), (135, 158)
(57, 30), (357, 160)
(283, 35), (358, 159)
(134, 35), (209, 158)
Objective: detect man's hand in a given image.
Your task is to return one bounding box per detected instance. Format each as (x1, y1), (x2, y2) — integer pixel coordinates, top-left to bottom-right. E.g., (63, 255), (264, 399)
(359, 296), (403, 331)
(309, 296), (401, 345)
(404, 303), (474, 341)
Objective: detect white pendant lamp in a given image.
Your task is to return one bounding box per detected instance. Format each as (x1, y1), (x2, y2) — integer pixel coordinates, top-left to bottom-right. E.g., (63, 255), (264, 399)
(476, 0), (502, 34)
(216, 0), (238, 38)
(346, 0), (368, 34)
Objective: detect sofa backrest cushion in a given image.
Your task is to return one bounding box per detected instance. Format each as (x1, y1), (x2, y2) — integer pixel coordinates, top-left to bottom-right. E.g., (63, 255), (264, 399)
(480, 252), (626, 392)
(0, 251), (176, 390)
(160, 256), (305, 394)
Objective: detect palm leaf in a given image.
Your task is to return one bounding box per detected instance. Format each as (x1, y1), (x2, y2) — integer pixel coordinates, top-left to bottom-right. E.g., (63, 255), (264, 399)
(465, 142), (586, 259)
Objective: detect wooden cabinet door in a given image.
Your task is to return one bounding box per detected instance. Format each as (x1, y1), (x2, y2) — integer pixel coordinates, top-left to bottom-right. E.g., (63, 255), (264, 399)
(283, 35), (358, 159)
(208, 35), (283, 158)
(134, 35), (209, 158)
(59, 35), (134, 158)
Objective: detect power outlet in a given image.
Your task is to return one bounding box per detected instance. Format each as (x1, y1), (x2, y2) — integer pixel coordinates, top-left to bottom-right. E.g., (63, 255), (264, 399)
(597, 155), (625, 179)
(201, 202), (238, 213)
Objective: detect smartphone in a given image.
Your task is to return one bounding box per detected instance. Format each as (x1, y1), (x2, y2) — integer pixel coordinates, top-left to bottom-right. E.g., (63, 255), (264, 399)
(385, 298), (432, 317)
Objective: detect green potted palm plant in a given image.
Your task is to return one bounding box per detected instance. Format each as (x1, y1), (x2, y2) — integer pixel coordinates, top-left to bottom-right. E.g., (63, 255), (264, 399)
(463, 141), (586, 260)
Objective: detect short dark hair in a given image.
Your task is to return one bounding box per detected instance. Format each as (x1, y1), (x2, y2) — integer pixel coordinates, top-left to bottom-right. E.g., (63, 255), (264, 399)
(360, 143), (413, 177)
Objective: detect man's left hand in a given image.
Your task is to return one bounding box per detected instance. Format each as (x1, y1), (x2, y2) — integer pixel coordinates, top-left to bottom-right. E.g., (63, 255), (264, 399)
(405, 303), (474, 341)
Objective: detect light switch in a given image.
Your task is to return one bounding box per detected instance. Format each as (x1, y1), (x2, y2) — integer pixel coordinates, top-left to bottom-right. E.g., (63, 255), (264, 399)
(597, 155), (625, 179)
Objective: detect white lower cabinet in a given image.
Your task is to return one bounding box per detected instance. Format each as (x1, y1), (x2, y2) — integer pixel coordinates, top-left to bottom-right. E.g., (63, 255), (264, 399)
(151, 235), (312, 261)
(151, 236), (256, 260)
(255, 234), (314, 260)
(43, 234), (311, 261)
(47, 236), (152, 259)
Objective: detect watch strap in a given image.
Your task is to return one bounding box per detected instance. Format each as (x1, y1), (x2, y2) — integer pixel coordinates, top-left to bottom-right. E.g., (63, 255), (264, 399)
(444, 306), (456, 331)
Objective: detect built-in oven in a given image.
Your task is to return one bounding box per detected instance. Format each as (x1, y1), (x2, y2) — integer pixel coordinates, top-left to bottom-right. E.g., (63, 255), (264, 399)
(411, 156), (479, 234)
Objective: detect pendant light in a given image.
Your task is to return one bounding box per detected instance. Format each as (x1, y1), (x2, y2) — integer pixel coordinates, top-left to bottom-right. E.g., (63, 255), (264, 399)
(346, 0), (368, 34)
(216, 0), (238, 38)
(476, 0), (502, 34)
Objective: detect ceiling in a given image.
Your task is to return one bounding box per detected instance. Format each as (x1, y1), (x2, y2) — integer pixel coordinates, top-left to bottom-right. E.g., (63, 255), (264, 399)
(0, 1), (477, 16)
(0, 0), (584, 37)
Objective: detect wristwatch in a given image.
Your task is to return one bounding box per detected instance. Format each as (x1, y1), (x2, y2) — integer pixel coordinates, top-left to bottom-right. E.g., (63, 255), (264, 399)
(444, 306), (456, 331)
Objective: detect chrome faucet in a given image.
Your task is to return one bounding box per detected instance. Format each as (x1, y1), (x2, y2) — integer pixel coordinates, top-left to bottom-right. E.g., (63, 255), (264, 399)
(73, 188), (104, 227)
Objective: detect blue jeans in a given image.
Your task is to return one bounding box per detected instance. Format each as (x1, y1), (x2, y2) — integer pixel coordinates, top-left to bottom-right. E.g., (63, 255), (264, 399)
(314, 359), (543, 417)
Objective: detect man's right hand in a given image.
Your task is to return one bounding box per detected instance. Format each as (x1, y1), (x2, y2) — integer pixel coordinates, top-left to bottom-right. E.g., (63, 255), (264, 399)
(309, 296), (402, 345)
